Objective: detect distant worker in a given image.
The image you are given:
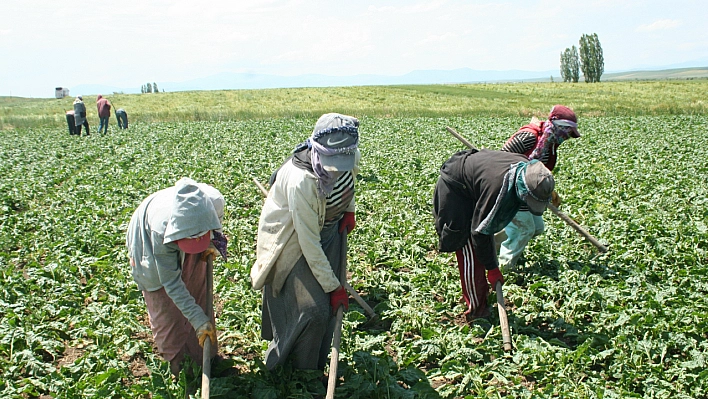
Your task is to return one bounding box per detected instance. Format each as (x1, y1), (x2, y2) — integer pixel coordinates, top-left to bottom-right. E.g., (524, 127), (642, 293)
(115, 108), (128, 129)
(433, 149), (555, 319)
(72, 95), (90, 136)
(96, 94), (112, 134)
(126, 177), (228, 376)
(65, 110), (77, 135)
(497, 105), (580, 270)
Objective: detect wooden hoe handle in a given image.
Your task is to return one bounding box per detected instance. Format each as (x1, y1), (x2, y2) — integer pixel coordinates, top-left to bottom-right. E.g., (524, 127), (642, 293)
(496, 281), (513, 352)
(202, 255), (214, 398)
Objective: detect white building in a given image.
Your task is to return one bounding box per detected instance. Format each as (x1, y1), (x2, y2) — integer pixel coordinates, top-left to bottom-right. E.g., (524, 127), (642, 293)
(55, 87), (70, 99)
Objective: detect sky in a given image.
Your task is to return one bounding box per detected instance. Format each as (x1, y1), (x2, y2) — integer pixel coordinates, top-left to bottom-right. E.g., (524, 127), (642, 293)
(2, 0), (707, 98)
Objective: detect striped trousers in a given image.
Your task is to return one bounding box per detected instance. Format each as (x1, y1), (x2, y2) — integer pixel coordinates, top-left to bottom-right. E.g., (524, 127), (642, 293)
(455, 238), (490, 318)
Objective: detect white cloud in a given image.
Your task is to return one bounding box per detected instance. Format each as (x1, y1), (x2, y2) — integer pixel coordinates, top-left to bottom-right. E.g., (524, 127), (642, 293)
(636, 19), (682, 32)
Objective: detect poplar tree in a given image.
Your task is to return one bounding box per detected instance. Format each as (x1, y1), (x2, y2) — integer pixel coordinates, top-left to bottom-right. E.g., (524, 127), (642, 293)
(569, 45), (580, 83)
(560, 50), (571, 82)
(579, 33), (604, 82)
(560, 46), (580, 83)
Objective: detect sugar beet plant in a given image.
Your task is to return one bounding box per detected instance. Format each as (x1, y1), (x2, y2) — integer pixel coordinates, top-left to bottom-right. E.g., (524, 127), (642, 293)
(0, 115), (707, 398)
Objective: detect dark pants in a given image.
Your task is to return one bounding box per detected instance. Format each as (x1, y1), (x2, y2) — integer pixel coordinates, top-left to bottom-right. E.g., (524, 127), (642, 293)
(66, 114), (77, 135)
(75, 121), (90, 136)
(116, 110), (128, 129)
(262, 225), (345, 371)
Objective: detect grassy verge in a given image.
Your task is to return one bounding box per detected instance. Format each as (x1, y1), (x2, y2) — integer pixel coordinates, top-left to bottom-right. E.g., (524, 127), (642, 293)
(2, 80), (707, 130)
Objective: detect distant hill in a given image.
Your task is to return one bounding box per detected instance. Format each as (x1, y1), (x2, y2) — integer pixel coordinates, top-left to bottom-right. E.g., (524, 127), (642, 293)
(602, 67), (708, 81)
(68, 66), (708, 96)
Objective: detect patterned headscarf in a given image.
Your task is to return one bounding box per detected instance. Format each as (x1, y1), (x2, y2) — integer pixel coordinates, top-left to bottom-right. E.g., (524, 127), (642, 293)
(528, 105), (579, 161)
(294, 114), (359, 198)
(528, 119), (578, 160)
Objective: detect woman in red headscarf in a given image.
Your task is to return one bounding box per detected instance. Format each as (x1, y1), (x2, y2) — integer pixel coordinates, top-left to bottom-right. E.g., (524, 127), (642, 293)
(497, 105), (581, 270)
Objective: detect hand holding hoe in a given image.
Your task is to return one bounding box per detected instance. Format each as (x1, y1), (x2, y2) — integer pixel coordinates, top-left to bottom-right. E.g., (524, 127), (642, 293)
(326, 231), (349, 399)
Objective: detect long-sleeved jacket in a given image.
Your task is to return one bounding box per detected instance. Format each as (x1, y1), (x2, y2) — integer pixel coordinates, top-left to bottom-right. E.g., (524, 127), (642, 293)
(73, 98), (86, 126)
(433, 149), (528, 268)
(96, 95), (111, 117)
(251, 158), (356, 296)
(126, 178), (223, 330)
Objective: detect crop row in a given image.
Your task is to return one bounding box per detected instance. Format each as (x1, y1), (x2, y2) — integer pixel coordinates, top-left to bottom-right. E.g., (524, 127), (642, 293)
(1, 115), (707, 398)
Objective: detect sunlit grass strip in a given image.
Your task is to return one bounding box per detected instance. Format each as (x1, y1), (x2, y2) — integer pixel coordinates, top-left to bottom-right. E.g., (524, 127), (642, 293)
(2, 80), (708, 130)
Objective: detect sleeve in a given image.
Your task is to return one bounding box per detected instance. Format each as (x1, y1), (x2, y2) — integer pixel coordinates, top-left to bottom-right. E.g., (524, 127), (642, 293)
(501, 131), (537, 154)
(470, 232), (498, 270)
(345, 160), (359, 213)
(126, 213), (136, 262)
(289, 180), (341, 293)
(152, 232), (210, 330)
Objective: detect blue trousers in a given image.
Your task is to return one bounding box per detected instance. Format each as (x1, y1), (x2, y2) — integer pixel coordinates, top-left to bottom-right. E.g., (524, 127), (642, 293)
(98, 117), (109, 134)
(115, 110), (128, 129)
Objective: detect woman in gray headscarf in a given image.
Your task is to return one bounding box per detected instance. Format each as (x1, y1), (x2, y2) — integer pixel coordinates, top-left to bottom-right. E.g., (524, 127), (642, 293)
(251, 113), (360, 371)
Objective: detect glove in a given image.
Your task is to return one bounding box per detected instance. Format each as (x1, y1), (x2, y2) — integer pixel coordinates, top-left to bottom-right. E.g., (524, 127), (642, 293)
(338, 212), (356, 234)
(487, 267), (504, 288)
(200, 243), (220, 262)
(329, 286), (349, 314)
(196, 321), (216, 347)
(551, 190), (561, 207)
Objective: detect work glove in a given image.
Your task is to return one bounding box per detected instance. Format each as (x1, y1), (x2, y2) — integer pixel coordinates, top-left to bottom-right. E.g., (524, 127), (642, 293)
(487, 267), (504, 288)
(200, 243), (220, 262)
(551, 190), (561, 208)
(196, 321), (216, 348)
(329, 286), (349, 314)
(338, 212), (356, 234)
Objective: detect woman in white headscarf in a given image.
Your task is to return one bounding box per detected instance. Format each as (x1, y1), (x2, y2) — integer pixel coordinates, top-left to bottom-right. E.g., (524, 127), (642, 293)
(126, 177), (227, 375)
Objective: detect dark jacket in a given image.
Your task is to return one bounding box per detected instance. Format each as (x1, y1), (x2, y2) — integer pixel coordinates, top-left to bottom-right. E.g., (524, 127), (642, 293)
(433, 149), (528, 268)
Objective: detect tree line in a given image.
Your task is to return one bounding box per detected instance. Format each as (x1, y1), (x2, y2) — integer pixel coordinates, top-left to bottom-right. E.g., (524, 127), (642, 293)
(560, 33), (604, 83)
(141, 82), (161, 93)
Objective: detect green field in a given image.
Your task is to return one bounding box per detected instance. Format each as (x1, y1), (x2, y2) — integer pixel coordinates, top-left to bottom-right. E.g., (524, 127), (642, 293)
(1, 82), (707, 398)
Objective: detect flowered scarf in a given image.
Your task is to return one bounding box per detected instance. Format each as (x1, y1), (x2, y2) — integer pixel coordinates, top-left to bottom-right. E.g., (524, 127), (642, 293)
(528, 119), (577, 161)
